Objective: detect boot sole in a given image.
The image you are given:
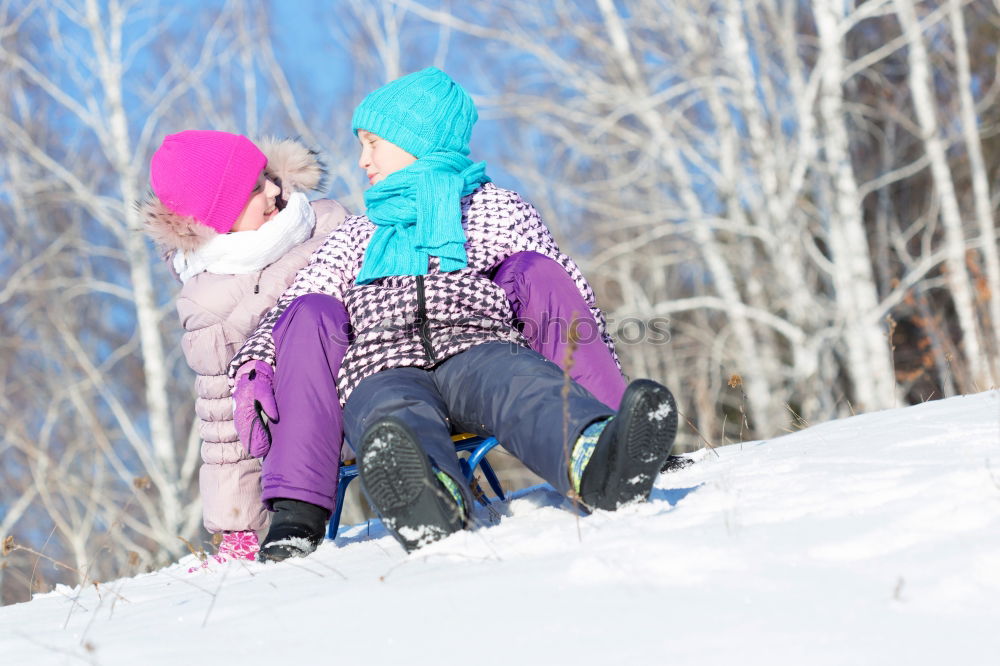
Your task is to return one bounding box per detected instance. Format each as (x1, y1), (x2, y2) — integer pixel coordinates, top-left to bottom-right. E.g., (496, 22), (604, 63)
(358, 419), (465, 552)
(595, 380), (678, 510)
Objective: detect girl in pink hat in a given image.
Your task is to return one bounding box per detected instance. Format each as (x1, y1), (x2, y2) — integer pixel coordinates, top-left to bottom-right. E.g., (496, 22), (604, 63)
(142, 131), (348, 568)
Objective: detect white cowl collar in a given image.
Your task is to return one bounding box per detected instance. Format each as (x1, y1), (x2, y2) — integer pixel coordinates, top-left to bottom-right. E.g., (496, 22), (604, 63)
(172, 192), (316, 283)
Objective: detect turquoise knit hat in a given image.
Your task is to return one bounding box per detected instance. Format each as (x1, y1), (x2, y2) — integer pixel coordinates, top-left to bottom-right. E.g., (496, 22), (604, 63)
(351, 67), (478, 158)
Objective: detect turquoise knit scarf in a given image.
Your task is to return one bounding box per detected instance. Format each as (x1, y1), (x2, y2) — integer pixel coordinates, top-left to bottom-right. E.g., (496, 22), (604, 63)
(357, 152), (491, 285)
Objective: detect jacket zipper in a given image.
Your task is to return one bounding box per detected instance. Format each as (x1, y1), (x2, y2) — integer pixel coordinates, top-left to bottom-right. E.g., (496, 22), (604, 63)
(415, 275), (437, 364)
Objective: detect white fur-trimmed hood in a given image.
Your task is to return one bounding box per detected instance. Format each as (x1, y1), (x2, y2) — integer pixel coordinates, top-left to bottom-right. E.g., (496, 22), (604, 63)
(140, 137), (326, 253)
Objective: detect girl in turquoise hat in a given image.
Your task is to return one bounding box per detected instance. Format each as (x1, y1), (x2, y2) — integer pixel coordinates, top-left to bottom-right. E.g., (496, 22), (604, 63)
(230, 68), (678, 554)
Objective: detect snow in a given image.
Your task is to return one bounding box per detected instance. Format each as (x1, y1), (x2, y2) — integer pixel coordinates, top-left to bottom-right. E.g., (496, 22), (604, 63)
(649, 399), (674, 421)
(2, 390), (998, 665)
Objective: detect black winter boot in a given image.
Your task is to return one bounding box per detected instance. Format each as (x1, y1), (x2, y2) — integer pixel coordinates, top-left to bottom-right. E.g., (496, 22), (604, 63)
(358, 417), (466, 553)
(257, 499), (328, 563)
(579, 379), (678, 511)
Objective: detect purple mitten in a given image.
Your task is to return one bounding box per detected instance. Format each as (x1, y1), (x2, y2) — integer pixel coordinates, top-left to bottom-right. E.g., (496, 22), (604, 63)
(232, 360), (279, 458)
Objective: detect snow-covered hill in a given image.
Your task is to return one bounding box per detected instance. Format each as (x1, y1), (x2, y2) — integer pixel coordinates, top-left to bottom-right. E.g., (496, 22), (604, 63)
(2, 391), (998, 665)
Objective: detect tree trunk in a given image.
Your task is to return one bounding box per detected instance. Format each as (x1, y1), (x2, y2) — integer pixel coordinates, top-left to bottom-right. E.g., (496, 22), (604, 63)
(894, 0), (990, 390)
(815, 0), (897, 411)
(948, 0), (1000, 383)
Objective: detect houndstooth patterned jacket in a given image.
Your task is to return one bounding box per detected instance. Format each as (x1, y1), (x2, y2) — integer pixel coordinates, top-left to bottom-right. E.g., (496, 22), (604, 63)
(228, 183), (618, 404)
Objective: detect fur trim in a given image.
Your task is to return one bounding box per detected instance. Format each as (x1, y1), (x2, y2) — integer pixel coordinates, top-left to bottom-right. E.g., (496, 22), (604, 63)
(258, 137), (326, 196)
(138, 195), (218, 254)
(140, 137), (324, 253)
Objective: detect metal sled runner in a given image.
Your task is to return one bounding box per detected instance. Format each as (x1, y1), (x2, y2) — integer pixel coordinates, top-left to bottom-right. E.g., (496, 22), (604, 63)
(326, 434), (506, 540)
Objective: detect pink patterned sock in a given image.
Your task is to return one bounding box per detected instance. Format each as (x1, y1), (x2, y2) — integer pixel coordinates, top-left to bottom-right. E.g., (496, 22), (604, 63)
(187, 530), (260, 572)
(217, 530), (260, 560)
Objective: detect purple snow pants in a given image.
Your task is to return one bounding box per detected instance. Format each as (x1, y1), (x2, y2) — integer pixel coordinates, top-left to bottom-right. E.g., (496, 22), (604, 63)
(260, 252), (627, 513)
(493, 251), (626, 409)
(262, 293), (349, 513)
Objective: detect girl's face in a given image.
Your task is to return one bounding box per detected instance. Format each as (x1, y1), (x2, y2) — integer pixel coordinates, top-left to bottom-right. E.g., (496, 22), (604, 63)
(357, 129), (417, 185)
(230, 175), (281, 232)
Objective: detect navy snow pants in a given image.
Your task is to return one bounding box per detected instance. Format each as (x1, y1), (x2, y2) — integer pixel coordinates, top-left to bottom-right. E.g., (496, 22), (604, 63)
(342, 341), (614, 498)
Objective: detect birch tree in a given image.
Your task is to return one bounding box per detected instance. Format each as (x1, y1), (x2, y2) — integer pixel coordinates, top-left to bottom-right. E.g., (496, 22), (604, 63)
(949, 0), (1000, 379)
(814, 0), (899, 410)
(894, 0), (993, 388)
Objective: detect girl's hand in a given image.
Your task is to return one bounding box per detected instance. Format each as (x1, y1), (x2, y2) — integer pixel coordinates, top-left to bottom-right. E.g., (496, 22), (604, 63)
(232, 360), (279, 457)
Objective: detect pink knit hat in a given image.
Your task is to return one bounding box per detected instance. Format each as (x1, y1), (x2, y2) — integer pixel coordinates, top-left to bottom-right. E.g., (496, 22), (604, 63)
(149, 130), (267, 234)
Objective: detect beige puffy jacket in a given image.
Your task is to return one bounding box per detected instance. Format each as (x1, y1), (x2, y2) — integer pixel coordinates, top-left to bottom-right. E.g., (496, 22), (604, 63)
(142, 138), (349, 533)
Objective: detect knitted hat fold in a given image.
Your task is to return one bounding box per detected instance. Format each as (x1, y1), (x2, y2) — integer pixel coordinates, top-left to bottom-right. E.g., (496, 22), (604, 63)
(150, 130), (267, 235)
(352, 67), (477, 158)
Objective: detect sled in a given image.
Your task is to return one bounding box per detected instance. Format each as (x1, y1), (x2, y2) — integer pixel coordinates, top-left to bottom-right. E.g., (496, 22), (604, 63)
(326, 434), (505, 540)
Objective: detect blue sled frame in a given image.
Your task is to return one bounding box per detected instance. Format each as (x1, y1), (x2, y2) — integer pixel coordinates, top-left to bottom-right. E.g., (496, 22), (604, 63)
(326, 435), (505, 540)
